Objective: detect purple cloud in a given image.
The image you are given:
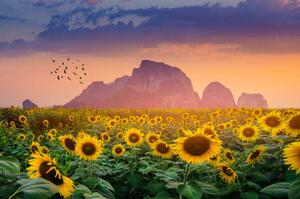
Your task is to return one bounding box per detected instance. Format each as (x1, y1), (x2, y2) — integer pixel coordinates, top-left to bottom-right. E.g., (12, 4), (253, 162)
(1, 0), (300, 55)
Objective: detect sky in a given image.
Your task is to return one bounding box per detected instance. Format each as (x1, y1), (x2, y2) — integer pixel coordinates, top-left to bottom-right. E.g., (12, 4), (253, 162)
(0, 0), (300, 108)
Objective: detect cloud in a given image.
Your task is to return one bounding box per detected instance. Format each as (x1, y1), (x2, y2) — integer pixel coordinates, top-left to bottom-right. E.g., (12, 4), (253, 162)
(1, 0), (300, 55)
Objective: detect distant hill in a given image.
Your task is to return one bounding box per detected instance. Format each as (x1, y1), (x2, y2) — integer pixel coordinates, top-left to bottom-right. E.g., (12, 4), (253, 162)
(65, 60), (268, 109)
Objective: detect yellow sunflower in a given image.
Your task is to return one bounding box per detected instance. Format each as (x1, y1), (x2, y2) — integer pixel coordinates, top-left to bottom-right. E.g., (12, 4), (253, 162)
(124, 128), (144, 147)
(217, 163), (237, 184)
(30, 142), (41, 154)
(27, 153), (74, 198)
(283, 141), (300, 174)
(88, 115), (97, 124)
(43, 119), (49, 127)
(172, 130), (220, 164)
(100, 132), (111, 143)
(75, 135), (103, 161)
(246, 145), (266, 165)
(68, 115), (75, 122)
(197, 125), (219, 140)
(116, 132), (124, 140)
(19, 115), (27, 124)
(258, 111), (284, 134)
(18, 133), (26, 141)
(112, 144), (125, 157)
(59, 135), (77, 154)
(151, 140), (173, 159)
(146, 132), (160, 145)
(284, 113), (300, 137)
(237, 125), (260, 143)
(40, 146), (49, 154)
(208, 155), (220, 166)
(47, 133), (54, 141)
(49, 129), (57, 136)
(28, 133), (35, 140)
(223, 148), (235, 164)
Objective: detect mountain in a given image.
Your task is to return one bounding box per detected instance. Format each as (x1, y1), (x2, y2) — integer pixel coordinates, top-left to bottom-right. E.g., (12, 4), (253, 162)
(65, 60), (268, 109)
(199, 82), (236, 108)
(65, 60), (200, 108)
(237, 93), (268, 108)
(23, 99), (38, 109)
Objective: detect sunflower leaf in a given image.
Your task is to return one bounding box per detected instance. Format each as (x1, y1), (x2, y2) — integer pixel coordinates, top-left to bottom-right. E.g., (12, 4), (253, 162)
(0, 156), (20, 175)
(14, 178), (58, 199)
(177, 183), (202, 199)
(288, 178), (300, 199)
(260, 182), (290, 198)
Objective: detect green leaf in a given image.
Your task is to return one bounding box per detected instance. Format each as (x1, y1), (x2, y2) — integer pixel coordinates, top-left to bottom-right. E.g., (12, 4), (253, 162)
(145, 182), (166, 195)
(14, 178), (58, 199)
(153, 191), (172, 199)
(260, 182), (290, 198)
(246, 181), (261, 191)
(127, 174), (144, 188)
(83, 192), (107, 199)
(240, 192), (259, 199)
(0, 156), (20, 175)
(195, 182), (220, 196)
(177, 183), (202, 199)
(289, 178), (300, 199)
(76, 184), (92, 194)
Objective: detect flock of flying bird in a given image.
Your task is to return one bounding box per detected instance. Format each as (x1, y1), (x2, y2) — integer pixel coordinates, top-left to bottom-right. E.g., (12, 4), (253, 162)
(50, 58), (87, 84)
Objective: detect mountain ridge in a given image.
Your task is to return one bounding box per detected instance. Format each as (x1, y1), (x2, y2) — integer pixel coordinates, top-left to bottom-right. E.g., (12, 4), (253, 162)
(65, 60), (268, 109)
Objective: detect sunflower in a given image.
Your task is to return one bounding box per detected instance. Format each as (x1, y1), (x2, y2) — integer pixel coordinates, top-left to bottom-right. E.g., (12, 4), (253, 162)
(252, 108), (263, 118)
(218, 123), (226, 131)
(121, 118), (129, 125)
(30, 142), (41, 154)
(258, 111), (284, 134)
(68, 115), (75, 122)
(223, 148), (235, 164)
(246, 145), (266, 165)
(197, 125), (219, 140)
(38, 134), (43, 142)
(217, 163), (237, 184)
(237, 125), (260, 143)
(154, 116), (163, 123)
(10, 121), (15, 127)
(283, 141), (300, 174)
(43, 119), (49, 127)
(59, 135), (77, 154)
(18, 133), (26, 141)
(151, 140), (173, 159)
(19, 115), (27, 124)
(28, 132), (35, 140)
(49, 129), (57, 136)
(108, 119), (118, 127)
(100, 132), (111, 143)
(124, 128), (144, 147)
(210, 111), (219, 119)
(146, 132), (160, 145)
(88, 115), (97, 124)
(116, 132), (124, 140)
(172, 130), (220, 164)
(27, 153), (74, 198)
(75, 135), (103, 161)
(112, 144), (125, 157)
(284, 113), (300, 137)
(40, 146), (49, 154)
(47, 133), (54, 141)
(148, 118), (157, 126)
(208, 155), (220, 166)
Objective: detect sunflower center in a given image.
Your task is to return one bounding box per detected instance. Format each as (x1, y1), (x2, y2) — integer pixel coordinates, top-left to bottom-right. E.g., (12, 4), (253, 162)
(82, 142), (96, 155)
(226, 152), (233, 160)
(39, 161), (63, 185)
(129, 133), (140, 143)
(242, 128), (255, 137)
(157, 143), (169, 154)
(117, 134), (123, 139)
(149, 135), (158, 143)
(115, 147), (123, 154)
(183, 136), (210, 156)
(103, 135), (109, 140)
(65, 138), (76, 151)
(204, 128), (213, 135)
(265, 116), (280, 127)
(289, 115), (300, 130)
(254, 110), (260, 115)
(250, 150), (260, 159)
(210, 156), (217, 160)
(31, 145), (39, 153)
(222, 166), (233, 176)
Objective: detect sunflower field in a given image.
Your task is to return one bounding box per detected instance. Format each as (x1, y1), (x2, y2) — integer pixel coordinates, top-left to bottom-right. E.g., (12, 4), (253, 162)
(1, 107), (300, 199)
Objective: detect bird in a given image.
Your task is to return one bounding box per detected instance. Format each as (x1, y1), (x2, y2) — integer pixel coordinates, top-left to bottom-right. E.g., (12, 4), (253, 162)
(64, 70), (67, 74)
(57, 76), (60, 80)
(67, 58), (70, 61)
(67, 77), (71, 80)
(52, 60), (55, 63)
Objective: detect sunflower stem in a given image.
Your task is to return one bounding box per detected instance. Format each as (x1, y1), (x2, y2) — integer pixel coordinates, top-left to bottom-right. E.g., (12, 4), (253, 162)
(179, 163), (190, 199)
(88, 160), (91, 176)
